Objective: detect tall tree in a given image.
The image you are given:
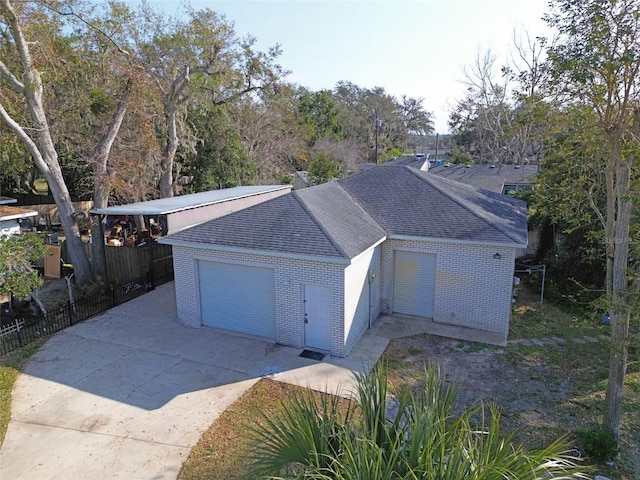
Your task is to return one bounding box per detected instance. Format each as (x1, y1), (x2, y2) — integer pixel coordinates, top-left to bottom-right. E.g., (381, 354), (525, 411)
(451, 34), (549, 166)
(333, 81), (431, 162)
(0, 0), (92, 284)
(545, 0), (640, 439)
(400, 94), (434, 139)
(229, 84), (307, 182)
(134, 4), (284, 197)
(7, 1), (155, 278)
(297, 89), (345, 146)
(180, 104), (255, 191)
(43, 1), (143, 278)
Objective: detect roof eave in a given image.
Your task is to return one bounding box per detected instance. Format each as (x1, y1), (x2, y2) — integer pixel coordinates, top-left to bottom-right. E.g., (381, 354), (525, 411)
(158, 237), (350, 265)
(347, 236), (387, 264)
(0, 210), (38, 221)
(389, 234), (527, 249)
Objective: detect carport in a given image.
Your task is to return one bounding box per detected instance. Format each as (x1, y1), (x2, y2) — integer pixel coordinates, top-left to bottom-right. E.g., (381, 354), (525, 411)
(89, 185), (291, 282)
(90, 185), (291, 236)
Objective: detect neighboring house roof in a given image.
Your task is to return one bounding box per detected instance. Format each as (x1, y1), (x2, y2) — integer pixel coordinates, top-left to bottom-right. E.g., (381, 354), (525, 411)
(420, 148), (451, 157)
(0, 206), (38, 221)
(428, 164), (538, 194)
(383, 156), (430, 170)
(90, 185), (291, 216)
(162, 166), (528, 260)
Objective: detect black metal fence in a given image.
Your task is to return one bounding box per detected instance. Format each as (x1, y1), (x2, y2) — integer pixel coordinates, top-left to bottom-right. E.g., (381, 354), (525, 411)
(0, 274), (167, 357)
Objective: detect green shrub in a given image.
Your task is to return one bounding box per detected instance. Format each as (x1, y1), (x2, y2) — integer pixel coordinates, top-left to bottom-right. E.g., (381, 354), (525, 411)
(575, 427), (619, 462)
(250, 364), (591, 479)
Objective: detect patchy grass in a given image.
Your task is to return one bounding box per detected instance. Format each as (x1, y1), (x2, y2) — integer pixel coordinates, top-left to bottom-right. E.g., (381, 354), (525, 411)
(379, 286), (638, 479)
(509, 293), (638, 478)
(0, 338), (47, 446)
(407, 346), (421, 355)
(510, 287), (606, 340)
(178, 379), (353, 479)
(506, 290), (638, 478)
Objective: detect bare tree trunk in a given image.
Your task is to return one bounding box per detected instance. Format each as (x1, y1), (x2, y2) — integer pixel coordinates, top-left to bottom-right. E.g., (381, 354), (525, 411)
(91, 81), (133, 278)
(32, 288), (47, 316)
(603, 147), (632, 440)
(135, 214), (146, 232)
(604, 157), (616, 297)
(158, 67), (192, 199)
(0, 0), (92, 285)
(159, 105), (178, 198)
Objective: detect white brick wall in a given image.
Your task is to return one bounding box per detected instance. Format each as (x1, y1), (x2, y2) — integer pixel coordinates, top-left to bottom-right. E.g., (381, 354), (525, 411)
(172, 246), (346, 356)
(343, 245), (381, 354)
(173, 238), (516, 358)
(381, 239), (516, 335)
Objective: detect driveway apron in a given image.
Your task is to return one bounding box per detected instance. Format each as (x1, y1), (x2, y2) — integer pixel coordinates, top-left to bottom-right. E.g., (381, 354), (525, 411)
(0, 282), (388, 479)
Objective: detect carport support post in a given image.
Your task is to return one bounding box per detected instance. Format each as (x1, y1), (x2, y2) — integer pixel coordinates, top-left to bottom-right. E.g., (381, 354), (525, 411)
(90, 214), (108, 280)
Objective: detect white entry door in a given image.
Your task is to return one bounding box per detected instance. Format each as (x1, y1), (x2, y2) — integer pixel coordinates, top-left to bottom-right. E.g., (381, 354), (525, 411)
(304, 284), (332, 351)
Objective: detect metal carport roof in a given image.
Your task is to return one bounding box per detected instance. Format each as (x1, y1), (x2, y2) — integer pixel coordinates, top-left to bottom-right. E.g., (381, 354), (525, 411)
(90, 185), (291, 216)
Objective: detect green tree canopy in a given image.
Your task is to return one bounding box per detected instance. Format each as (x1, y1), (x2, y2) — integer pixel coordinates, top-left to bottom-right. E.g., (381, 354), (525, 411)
(307, 152), (343, 185)
(0, 233), (47, 300)
(297, 89), (345, 146)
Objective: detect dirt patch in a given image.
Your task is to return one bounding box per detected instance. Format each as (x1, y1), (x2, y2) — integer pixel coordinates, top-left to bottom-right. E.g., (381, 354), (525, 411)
(34, 278), (73, 309)
(383, 333), (639, 479)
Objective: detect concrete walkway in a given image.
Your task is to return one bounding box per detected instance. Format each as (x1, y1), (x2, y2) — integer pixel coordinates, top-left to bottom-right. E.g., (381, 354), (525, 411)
(0, 282), (389, 480)
(508, 334), (609, 347)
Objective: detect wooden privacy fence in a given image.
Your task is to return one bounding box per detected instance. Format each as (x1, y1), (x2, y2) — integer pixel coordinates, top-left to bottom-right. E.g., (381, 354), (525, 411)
(58, 241), (173, 284)
(104, 243), (173, 284)
(19, 200), (93, 230)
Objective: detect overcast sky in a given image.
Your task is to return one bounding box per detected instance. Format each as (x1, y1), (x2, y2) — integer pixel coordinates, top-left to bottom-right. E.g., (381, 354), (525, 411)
(136, 1), (553, 133)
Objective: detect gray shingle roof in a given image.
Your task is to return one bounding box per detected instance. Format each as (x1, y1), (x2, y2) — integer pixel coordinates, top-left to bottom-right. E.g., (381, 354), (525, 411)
(427, 164), (538, 193)
(165, 193), (345, 259)
(162, 165), (528, 259)
(383, 156), (429, 169)
(295, 182), (387, 258)
(338, 166), (528, 245)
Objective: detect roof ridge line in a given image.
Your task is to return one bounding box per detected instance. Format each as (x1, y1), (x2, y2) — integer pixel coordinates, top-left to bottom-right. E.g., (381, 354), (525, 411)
(335, 181), (388, 233)
(292, 188), (350, 259)
(337, 174), (391, 234)
(404, 166), (524, 244)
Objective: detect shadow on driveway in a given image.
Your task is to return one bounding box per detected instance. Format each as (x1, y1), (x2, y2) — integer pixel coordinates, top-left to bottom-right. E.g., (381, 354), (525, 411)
(0, 282), (388, 479)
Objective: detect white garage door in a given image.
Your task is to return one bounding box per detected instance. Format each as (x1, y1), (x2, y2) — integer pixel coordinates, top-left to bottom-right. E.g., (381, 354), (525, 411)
(393, 251), (436, 318)
(199, 261), (276, 339)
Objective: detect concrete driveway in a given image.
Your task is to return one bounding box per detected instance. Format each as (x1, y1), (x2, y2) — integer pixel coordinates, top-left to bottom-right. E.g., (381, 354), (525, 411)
(0, 282), (389, 479)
